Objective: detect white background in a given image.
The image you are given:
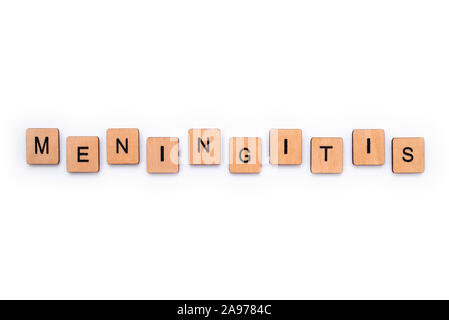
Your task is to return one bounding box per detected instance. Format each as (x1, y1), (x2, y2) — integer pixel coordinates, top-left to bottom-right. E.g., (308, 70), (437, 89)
(0, 1), (448, 299)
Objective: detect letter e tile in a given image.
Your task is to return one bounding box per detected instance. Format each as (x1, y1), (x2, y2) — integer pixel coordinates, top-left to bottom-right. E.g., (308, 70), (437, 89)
(67, 136), (100, 173)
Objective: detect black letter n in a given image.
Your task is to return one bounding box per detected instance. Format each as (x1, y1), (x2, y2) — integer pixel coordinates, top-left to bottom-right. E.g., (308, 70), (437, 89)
(35, 136), (49, 154)
(116, 138), (128, 154)
(198, 137), (210, 153)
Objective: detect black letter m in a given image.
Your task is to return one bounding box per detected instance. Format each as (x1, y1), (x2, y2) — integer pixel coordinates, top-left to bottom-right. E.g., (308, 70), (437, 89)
(35, 137), (49, 154)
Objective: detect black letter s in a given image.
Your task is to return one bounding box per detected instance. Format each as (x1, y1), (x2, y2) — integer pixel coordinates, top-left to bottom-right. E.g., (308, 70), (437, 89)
(402, 147), (414, 162)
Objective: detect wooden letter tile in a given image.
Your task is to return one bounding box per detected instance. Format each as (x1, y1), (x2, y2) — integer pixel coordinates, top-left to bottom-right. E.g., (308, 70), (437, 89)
(66, 136), (100, 173)
(106, 128), (140, 164)
(189, 128), (221, 165)
(270, 129), (302, 165)
(26, 128), (60, 165)
(352, 129), (385, 166)
(392, 137), (425, 173)
(229, 137), (262, 173)
(310, 137), (343, 173)
(147, 137), (179, 173)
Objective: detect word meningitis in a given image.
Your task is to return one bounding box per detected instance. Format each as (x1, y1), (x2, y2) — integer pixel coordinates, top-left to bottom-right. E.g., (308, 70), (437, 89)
(25, 128), (425, 174)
